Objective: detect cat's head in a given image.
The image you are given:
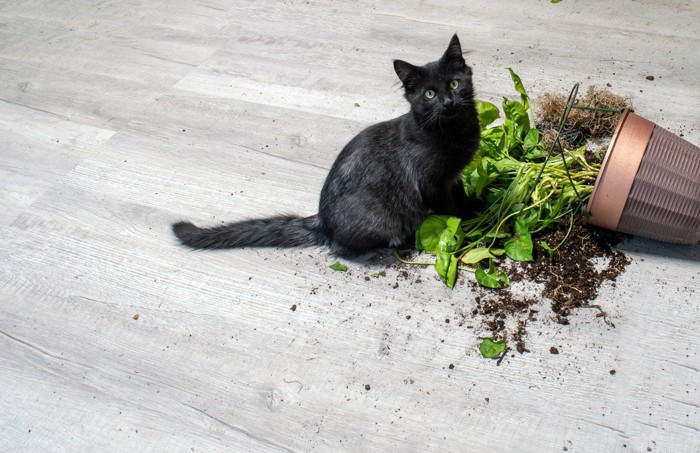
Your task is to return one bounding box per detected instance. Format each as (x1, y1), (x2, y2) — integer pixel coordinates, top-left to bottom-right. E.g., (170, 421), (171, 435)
(393, 34), (474, 124)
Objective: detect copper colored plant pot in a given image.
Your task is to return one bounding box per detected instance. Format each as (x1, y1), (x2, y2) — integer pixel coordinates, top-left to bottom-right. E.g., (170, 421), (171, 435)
(587, 109), (700, 244)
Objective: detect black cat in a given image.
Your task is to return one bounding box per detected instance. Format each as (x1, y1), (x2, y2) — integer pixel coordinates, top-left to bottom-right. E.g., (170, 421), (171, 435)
(173, 34), (480, 257)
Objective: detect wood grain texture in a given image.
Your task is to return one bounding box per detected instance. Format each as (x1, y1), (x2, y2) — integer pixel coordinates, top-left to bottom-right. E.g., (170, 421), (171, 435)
(1, 1), (698, 452)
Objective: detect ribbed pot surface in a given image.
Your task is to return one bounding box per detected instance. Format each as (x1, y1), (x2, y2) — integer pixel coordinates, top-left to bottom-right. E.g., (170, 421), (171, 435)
(616, 125), (700, 244)
(587, 110), (700, 244)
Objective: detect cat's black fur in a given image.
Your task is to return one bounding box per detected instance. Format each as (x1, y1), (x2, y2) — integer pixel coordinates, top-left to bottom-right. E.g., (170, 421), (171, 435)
(173, 34), (480, 257)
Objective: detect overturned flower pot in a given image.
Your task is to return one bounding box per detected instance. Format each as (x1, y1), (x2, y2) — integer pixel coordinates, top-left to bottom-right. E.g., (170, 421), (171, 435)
(587, 109), (700, 244)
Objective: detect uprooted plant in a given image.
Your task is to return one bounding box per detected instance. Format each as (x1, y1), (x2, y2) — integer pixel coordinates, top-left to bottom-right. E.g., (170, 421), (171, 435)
(411, 69), (610, 289)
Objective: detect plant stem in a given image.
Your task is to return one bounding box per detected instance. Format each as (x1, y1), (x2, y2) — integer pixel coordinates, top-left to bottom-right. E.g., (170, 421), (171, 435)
(393, 250), (433, 266)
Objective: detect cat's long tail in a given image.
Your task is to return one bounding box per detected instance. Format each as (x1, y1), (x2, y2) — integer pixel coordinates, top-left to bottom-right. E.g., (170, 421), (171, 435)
(172, 214), (325, 250)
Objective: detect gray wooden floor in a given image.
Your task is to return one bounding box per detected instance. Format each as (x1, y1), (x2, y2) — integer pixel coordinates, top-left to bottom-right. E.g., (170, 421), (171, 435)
(1, 1), (699, 451)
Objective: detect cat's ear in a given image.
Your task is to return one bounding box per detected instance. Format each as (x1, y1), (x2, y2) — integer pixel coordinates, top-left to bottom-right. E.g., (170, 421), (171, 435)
(394, 59), (418, 89)
(441, 34), (465, 66)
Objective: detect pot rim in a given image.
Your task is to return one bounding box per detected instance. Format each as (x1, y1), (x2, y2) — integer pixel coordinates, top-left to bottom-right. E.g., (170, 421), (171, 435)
(586, 109), (654, 230)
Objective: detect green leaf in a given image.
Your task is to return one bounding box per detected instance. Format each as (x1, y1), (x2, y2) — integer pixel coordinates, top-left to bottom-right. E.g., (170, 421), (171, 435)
(507, 122), (527, 155)
(506, 67), (530, 110)
(463, 171), (480, 198)
(329, 261), (348, 272)
(504, 216), (534, 261)
(465, 228), (484, 240)
(523, 128), (541, 153)
(481, 125), (506, 142)
(445, 216), (462, 237)
(436, 252), (459, 288)
(416, 216), (444, 252)
(461, 247), (497, 265)
(551, 0), (563, 3)
(518, 208), (540, 230)
(484, 230), (511, 240)
(416, 215), (463, 253)
(479, 126), (507, 158)
(416, 216), (449, 252)
(475, 161), (489, 198)
(479, 338), (507, 359)
(416, 215), (465, 288)
(474, 259), (510, 289)
(475, 100), (501, 129)
(539, 241), (555, 263)
(502, 99), (529, 132)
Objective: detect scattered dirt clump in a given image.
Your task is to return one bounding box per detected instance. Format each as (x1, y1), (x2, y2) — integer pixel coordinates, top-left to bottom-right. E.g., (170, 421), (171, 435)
(468, 291), (537, 349)
(467, 218), (631, 353)
(518, 217), (630, 324)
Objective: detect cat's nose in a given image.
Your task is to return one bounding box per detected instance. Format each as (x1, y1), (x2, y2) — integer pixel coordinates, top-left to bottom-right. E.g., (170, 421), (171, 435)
(443, 97), (454, 107)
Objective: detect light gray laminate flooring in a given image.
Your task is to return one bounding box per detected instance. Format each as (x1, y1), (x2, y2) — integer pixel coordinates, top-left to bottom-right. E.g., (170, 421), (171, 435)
(1, 1), (698, 451)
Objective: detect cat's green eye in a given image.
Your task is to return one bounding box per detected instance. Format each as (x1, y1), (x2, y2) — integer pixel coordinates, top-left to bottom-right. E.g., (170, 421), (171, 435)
(450, 80), (459, 89)
(424, 89), (436, 99)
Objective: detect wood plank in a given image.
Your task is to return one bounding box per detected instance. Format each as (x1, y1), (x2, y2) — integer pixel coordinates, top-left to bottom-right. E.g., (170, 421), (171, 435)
(0, 100), (115, 226)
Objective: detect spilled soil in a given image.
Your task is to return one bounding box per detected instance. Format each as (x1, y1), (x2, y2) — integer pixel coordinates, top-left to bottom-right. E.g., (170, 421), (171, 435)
(461, 217), (630, 356)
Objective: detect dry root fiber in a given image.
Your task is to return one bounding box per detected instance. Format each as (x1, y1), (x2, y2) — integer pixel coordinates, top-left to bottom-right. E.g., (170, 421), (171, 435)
(537, 86), (630, 149)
